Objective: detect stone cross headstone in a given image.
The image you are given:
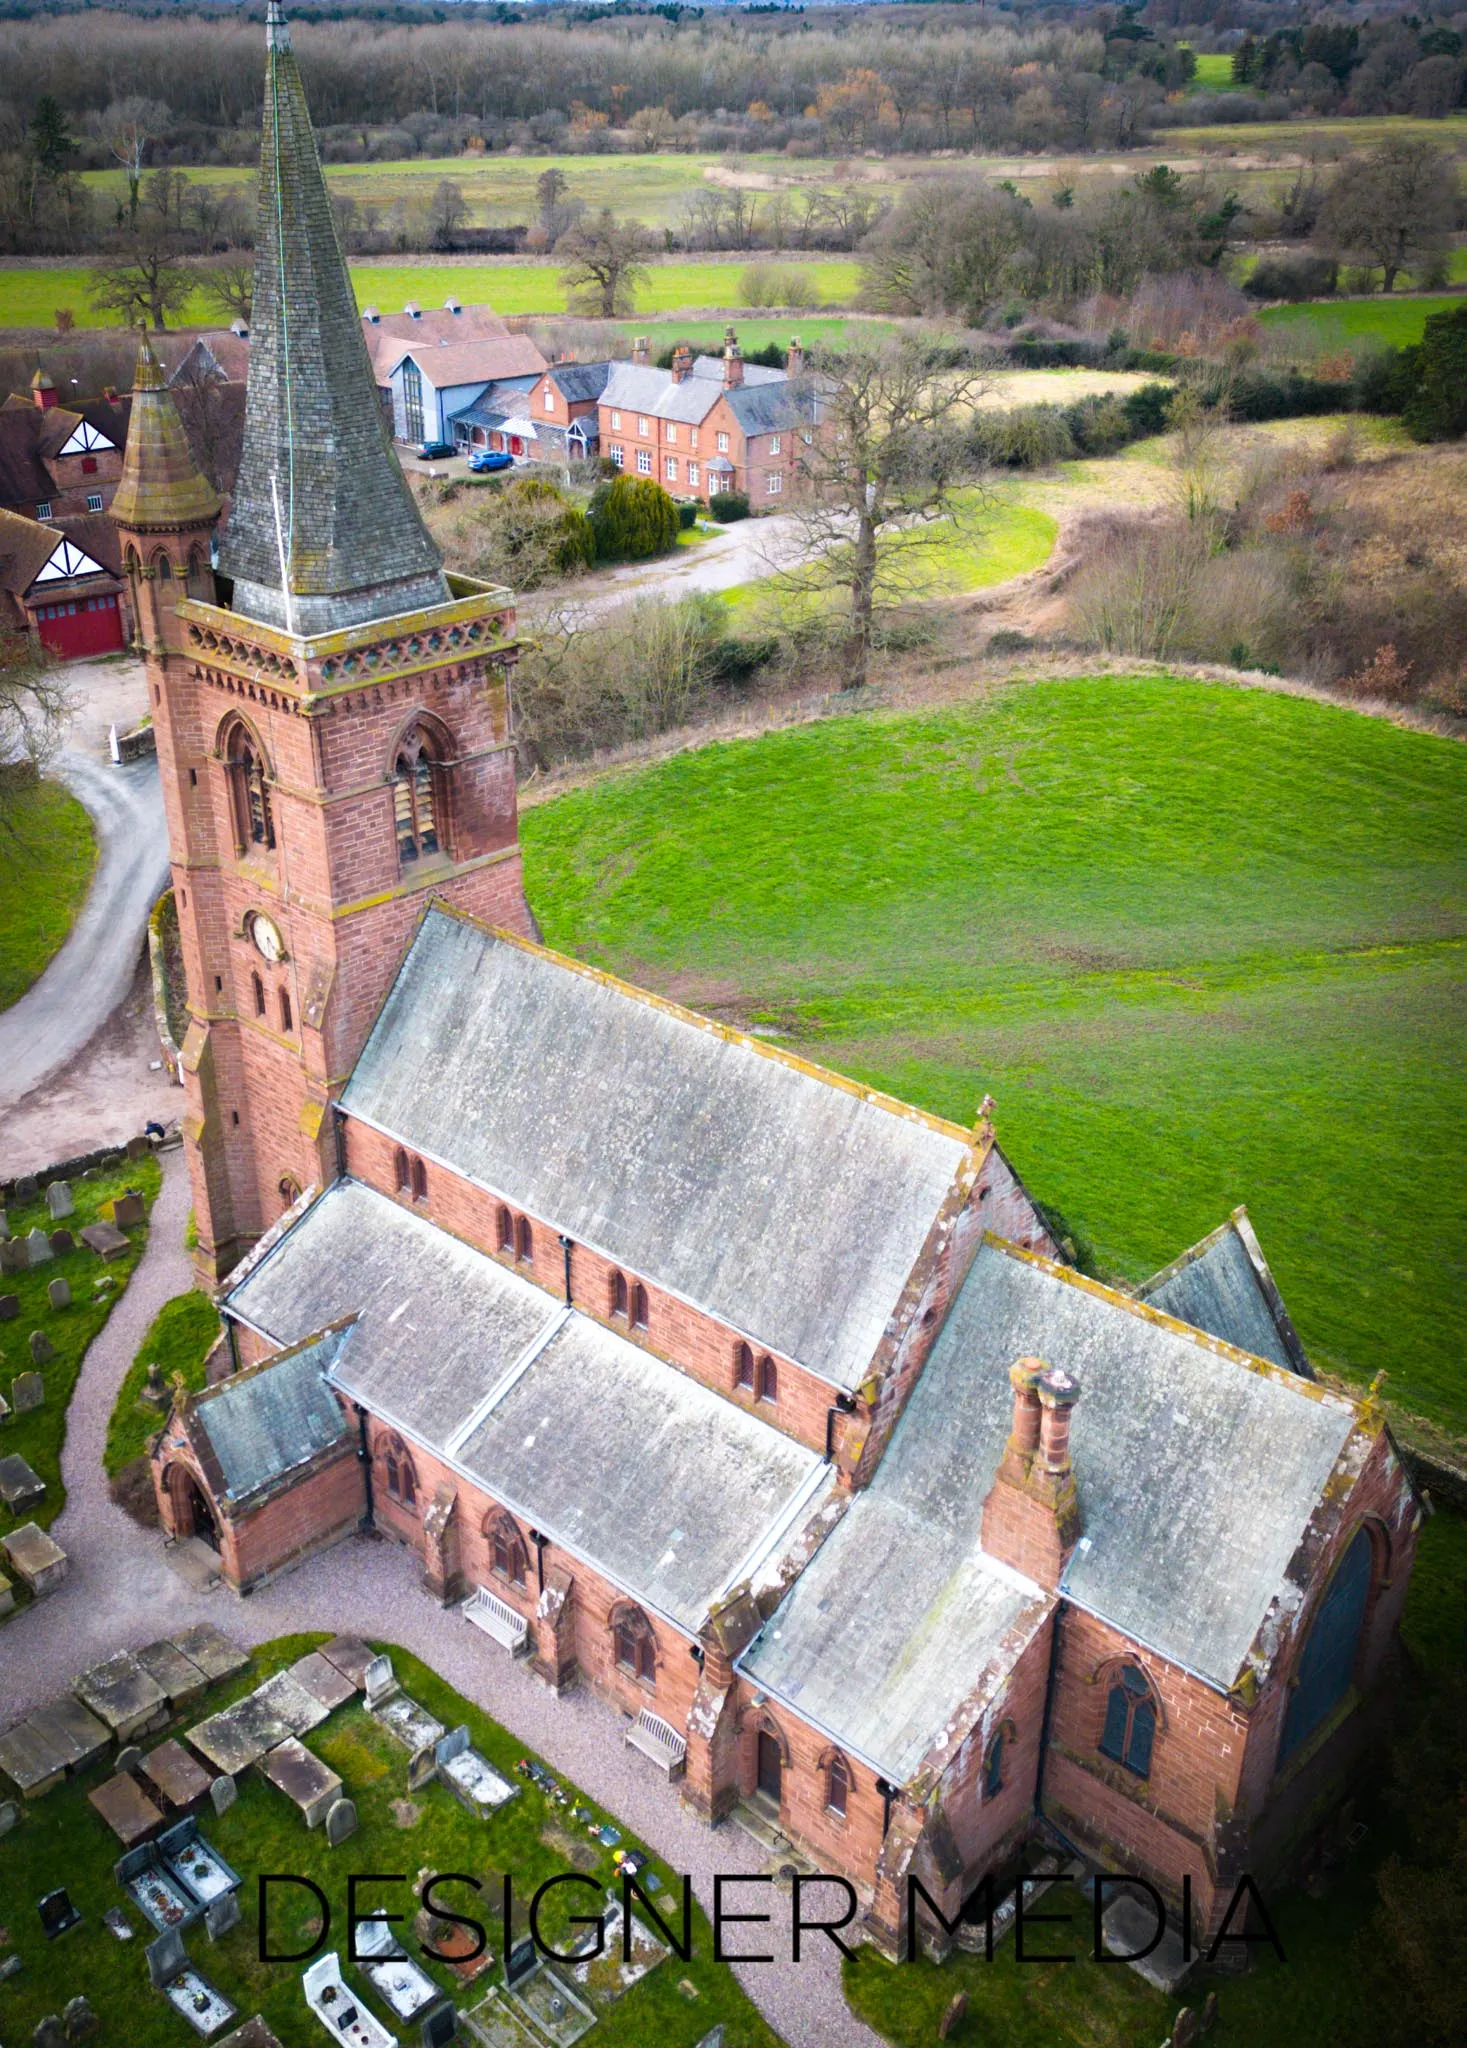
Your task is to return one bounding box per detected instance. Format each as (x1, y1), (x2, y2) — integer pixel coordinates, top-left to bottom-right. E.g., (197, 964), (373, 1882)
(115, 1745), (143, 1776)
(62, 1995), (99, 2043)
(0, 1291), (17, 1318)
(209, 1772), (237, 1817)
(25, 1228), (53, 1267)
(324, 1796), (358, 1846)
(31, 2014), (65, 2048)
(49, 1230), (74, 1256)
(114, 1191), (146, 1226)
(12, 1372), (44, 1413)
(407, 1745), (437, 1793)
(45, 1182), (74, 1221)
(48, 1278), (71, 1311)
(364, 1654), (395, 1706)
(204, 1890), (241, 1941)
(29, 1331), (54, 1366)
(937, 1992), (967, 2040)
(0, 1797), (20, 1835)
(146, 1926), (187, 1990)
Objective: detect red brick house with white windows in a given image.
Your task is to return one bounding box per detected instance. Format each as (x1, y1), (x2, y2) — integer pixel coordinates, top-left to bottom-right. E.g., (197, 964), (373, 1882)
(0, 372), (129, 522)
(597, 331), (813, 504)
(136, 7), (1421, 1970)
(0, 507), (132, 659)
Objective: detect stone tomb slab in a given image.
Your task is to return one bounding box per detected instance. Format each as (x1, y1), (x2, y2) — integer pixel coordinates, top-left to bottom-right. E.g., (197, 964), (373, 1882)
(142, 1739), (214, 1812)
(136, 1638), (212, 1707)
(2, 1520), (67, 1595)
(0, 1715), (68, 1796)
(169, 1622), (251, 1684)
(217, 2023), (284, 2048)
(27, 1694), (110, 1772)
(317, 1634), (373, 1688)
(369, 1690), (446, 1755)
(463, 1993), (545, 2048)
(187, 1695), (293, 1777)
(89, 1771), (166, 1846)
(510, 1967), (597, 2047)
(258, 1738), (342, 1829)
(75, 1650), (169, 1741)
(80, 1220), (130, 1260)
(0, 1451), (45, 1510)
(250, 1668), (330, 1736)
(287, 1650), (357, 1713)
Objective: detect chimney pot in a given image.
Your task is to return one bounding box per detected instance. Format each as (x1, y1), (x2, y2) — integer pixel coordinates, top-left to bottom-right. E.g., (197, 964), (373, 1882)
(1007, 1357), (1044, 1456)
(1036, 1366), (1080, 1472)
(632, 336), (650, 366)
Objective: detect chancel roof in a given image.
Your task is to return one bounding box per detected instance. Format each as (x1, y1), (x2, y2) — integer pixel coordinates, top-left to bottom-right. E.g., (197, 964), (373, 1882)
(1138, 1207), (1311, 1377)
(185, 1327), (351, 1505)
(340, 909), (972, 1388)
(224, 1180), (824, 1631)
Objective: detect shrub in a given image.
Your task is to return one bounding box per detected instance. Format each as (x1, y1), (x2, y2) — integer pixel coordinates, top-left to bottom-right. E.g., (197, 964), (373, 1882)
(986, 629), (1034, 656)
(708, 490), (751, 522)
(739, 262), (820, 310)
(1400, 303), (1467, 444)
(1244, 253), (1339, 302)
(966, 404), (1075, 470)
(676, 501), (698, 530)
(451, 476), (595, 589)
(588, 474), (681, 560)
(1122, 382), (1175, 436)
(1223, 368), (1354, 423)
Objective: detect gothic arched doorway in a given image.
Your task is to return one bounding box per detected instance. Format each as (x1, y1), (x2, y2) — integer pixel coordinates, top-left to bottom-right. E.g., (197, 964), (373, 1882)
(756, 1730), (783, 1808)
(167, 1464), (220, 1551)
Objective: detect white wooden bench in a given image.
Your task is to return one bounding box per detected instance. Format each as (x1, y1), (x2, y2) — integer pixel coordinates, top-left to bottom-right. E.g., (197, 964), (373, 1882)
(460, 1586), (531, 1656)
(625, 1707), (687, 1779)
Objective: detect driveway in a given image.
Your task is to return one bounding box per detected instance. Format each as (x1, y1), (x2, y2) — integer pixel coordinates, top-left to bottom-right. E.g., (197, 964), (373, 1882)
(526, 513), (811, 626)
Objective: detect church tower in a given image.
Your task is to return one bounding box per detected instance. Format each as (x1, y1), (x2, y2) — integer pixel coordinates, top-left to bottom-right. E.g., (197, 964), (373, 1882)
(115, 0), (531, 1282)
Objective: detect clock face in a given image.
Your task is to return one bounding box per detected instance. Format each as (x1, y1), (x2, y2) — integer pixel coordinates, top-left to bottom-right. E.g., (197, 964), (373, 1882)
(248, 912), (285, 963)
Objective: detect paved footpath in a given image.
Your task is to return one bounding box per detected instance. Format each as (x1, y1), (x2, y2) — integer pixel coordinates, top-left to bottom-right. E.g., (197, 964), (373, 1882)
(1, 1149), (884, 2048)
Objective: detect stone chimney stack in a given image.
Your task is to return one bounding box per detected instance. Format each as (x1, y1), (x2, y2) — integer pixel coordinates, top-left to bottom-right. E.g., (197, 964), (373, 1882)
(670, 342), (694, 383)
(31, 369), (58, 410)
(632, 336), (650, 367)
(980, 1357), (1081, 1588)
(722, 326), (744, 388)
(787, 337), (806, 378)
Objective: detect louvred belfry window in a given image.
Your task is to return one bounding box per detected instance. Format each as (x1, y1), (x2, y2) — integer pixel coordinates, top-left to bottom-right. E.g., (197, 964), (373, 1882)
(226, 726), (274, 853)
(394, 727), (442, 866)
(1100, 1665), (1157, 1778)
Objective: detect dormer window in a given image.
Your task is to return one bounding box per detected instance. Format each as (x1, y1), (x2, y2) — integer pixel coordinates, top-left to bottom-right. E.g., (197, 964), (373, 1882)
(36, 500), (52, 520)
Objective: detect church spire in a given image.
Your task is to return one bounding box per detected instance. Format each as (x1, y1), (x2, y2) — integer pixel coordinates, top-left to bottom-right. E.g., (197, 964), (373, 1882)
(110, 340), (222, 533)
(218, 0), (447, 635)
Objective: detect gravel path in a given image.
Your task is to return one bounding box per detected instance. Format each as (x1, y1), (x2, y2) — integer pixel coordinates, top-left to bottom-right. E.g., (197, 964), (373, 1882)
(1, 1147), (883, 2048)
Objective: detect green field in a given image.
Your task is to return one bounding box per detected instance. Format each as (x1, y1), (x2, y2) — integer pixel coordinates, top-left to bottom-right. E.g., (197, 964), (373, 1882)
(1168, 112), (1467, 154)
(0, 777), (96, 1010)
(1260, 291), (1465, 348)
(521, 675), (1467, 1442)
(0, 255), (861, 332)
(1187, 52), (1239, 92)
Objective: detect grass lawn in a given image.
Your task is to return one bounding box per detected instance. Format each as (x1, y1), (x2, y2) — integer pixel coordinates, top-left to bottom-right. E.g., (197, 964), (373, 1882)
(0, 1632), (781, 2047)
(1166, 112), (1467, 154)
(1260, 292), (1465, 350)
(0, 256), (860, 333)
(0, 1156), (162, 1601)
(844, 1503), (1467, 2048)
(1187, 52), (1239, 92)
(0, 778), (96, 1012)
(519, 675), (1467, 1444)
(103, 1288), (220, 1480)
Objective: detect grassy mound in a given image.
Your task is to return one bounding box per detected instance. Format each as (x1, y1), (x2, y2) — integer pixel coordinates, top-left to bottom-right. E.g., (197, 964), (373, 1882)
(521, 672), (1467, 1441)
(104, 1288), (220, 1480)
(0, 778), (96, 1012)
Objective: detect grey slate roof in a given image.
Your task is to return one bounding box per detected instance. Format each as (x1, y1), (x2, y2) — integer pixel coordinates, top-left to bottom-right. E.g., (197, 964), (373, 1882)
(224, 1180), (822, 1631)
(217, 6), (448, 633)
(339, 909), (971, 1387)
(725, 382), (814, 436)
(547, 361), (612, 404)
(743, 1239), (1359, 1765)
(690, 357), (786, 387)
(1138, 1208), (1311, 1377)
(189, 1328), (351, 1504)
(601, 363), (723, 427)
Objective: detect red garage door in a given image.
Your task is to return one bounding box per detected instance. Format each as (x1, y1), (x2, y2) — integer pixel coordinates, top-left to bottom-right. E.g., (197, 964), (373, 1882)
(34, 593), (124, 660)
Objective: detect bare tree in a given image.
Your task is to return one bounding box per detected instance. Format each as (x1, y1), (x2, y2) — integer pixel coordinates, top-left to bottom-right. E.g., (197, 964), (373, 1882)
(780, 337), (991, 692)
(201, 251), (253, 325)
(426, 178), (470, 252)
(556, 208), (651, 319)
(90, 221), (191, 330)
(101, 96), (169, 228)
(1316, 139), (1457, 292)
(0, 634), (72, 833)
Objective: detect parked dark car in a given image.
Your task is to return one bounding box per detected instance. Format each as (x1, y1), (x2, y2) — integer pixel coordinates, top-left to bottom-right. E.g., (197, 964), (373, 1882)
(417, 439), (455, 461)
(468, 449), (514, 474)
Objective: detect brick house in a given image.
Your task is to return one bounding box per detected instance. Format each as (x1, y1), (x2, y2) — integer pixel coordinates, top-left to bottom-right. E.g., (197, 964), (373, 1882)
(0, 372), (130, 522)
(361, 298), (546, 447)
(0, 507), (131, 659)
(132, 6), (1422, 1969)
(452, 358), (612, 465)
(597, 332), (814, 505)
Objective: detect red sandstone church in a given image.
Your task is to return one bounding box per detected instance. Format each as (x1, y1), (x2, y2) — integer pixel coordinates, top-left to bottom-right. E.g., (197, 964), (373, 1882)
(121, 5), (1420, 1963)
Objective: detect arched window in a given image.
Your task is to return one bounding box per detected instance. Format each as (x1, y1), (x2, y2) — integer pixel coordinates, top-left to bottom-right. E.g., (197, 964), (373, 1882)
(735, 1342), (755, 1390)
(411, 1156), (428, 1203)
(497, 1205), (513, 1252)
(516, 1215), (533, 1264)
(278, 1176), (301, 1213)
(225, 723), (274, 854)
(279, 987), (292, 1034)
(825, 1750), (851, 1818)
(613, 1605), (657, 1685)
(1280, 1524), (1375, 1761)
(984, 1730), (1007, 1800)
(154, 551), (172, 581)
(1100, 1665), (1157, 1779)
(382, 1434), (418, 1511)
(610, 1270), (629, 1319)
(252, 971), (266, 1018)
(393, 725), (442, 867)
(631, 1283), (649, 1331)
(487, 1512), (527, 1589)
(758, 1354), (777, 1403)
(394, 1148), (411, 1194)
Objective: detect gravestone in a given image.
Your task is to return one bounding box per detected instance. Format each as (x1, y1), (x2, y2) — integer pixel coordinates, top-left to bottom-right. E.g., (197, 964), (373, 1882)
(115, 1744), (143, 1775)
(46, 1182), (74, 1221)
(209, 1772), (237, 1817)
(693, 2032), (725, 2048)
(324, 1796), (358, 1846)
(0, 1952), (21, 1981)
(0, 1451), (45, 1510)
(0, 1205), (8, 1238)
(32, 2015), (65, 2048)
(205, 1890), (241, 1940)
(79, 1221), (128, 1260)
(48, 1278), (71, 1311)
(1201, 1993), (1218, 2033)
(126, 1136), (149, 1161)
(1, 1239), (28, 1273)
(49, 1230), (74, 1256)
(26, 1228), (53, 1266)
(1170, 2009), (1198, 2048)
(12, 1372), (44, 1412)
(37, 1887), (81, 1939)
(938, 1991), (968, 2040)
(142, 1362), (168, 1405)
(29, 1331), (54, 1365)
(146, 1926), (187, 1990)
(0, 1797), (20, 1834)
(0, 1291), (17, 1318)
(364, 1654), (395, 1706)
(62, 1995), (99, 2042)
(114, 1190), (146, 1226)
(419, 2007), (458, 2048)
(407, 1744), (437, 1793)
(15, 1173), (37, 1200)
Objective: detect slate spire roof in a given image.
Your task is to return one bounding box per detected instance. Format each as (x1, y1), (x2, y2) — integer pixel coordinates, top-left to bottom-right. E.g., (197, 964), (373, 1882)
(109, 341), (223, 534)
(217, 1), (447, 635)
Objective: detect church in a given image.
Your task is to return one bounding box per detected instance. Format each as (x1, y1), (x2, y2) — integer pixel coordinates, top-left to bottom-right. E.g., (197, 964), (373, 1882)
(118, 5), (1421, 1961)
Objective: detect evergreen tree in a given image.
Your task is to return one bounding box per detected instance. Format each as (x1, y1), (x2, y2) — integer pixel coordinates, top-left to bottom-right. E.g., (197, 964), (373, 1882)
(1401, 303), (1467, 444)
(30, 94), (74, 180)
(589, 476), (680, 562)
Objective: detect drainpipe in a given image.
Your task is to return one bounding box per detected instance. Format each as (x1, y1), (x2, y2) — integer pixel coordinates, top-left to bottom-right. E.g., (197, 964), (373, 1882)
(225, 1316), (241, 1376)
(355, 1404), (374, 1531)
(876, 1777), (897, 1838)
(528, 1527), (548, 1593)
(332, 1103), (347, 1179)
(1033, 1596), (1066, 1819)
(558, 1234), (574, 1306)
(825, 1391), (858, 1462)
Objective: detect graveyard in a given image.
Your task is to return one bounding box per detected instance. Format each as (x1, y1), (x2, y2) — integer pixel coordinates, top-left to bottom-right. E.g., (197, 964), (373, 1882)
(0, 1630), (777, 2047)
(0, 1153), (161, 1621)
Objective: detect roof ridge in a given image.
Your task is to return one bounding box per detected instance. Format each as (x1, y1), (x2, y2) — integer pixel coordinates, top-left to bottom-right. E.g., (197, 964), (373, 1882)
(191, 1315), (355, 1406)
